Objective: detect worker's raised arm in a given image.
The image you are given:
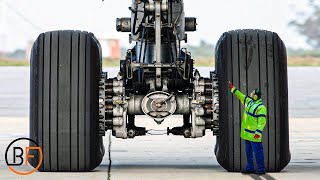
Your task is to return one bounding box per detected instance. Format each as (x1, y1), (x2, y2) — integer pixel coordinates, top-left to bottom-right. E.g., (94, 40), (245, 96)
(229, 81), (252, 105)
(255, 106), (267, 136)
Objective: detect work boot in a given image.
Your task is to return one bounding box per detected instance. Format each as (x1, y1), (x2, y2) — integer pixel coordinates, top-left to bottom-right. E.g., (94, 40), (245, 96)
(241, 170), (255, 174)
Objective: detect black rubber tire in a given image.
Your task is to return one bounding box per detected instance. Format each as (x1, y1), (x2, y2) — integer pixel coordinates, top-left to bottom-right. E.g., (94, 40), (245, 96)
(29, 30), (104, 172)
(215, 29), (290, 172)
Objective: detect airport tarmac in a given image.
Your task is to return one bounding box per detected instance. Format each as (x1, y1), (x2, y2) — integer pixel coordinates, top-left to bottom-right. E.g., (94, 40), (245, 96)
(0, 67), (319, 179)
(0, 117), (319, 180)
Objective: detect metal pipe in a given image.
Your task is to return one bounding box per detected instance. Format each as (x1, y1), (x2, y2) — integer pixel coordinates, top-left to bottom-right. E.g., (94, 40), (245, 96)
(155, 0), (162, 88)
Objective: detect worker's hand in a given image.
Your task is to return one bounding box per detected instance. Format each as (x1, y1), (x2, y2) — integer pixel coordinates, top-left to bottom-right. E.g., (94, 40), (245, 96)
(229, 81), (234, 89)
(254, 134), (260, 139)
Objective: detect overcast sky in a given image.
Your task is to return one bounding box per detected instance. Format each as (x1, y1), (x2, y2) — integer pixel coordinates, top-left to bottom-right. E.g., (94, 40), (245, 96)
(1, 0), (312, 51)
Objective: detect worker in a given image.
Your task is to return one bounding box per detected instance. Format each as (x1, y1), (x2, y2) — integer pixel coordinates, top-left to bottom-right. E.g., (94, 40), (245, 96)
(229, 81), (267, 175)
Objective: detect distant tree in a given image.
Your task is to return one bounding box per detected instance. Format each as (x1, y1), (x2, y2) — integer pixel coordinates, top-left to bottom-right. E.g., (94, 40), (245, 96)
(185, 40), (215, 59)
(290, 0), (320, 49)
(8, 49), (26, 60)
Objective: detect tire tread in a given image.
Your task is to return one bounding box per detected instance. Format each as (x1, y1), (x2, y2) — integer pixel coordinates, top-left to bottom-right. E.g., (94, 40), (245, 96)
(30, 30), (104, 172)
(215, 29), (290, 172)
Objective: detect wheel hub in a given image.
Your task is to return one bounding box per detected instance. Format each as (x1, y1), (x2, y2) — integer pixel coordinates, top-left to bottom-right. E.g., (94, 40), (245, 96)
(141, 91), (177, 124)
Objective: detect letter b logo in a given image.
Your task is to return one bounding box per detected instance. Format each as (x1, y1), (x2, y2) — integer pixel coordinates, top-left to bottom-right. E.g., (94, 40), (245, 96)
(5, 138), (43, 175)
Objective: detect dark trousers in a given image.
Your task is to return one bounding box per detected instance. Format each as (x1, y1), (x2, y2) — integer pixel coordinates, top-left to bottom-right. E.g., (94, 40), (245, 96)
(245, 140), (266, 172)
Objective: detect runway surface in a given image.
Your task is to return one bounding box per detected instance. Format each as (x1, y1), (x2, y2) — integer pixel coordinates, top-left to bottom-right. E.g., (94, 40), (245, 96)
(0, 117), (319, 179)
(0, 66), (319, 179)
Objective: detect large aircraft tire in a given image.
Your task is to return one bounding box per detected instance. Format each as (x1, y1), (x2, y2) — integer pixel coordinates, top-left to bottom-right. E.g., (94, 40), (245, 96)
(215, 29), (290, 172)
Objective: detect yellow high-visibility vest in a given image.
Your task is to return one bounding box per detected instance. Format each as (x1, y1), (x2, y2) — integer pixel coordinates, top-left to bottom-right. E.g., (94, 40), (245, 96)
(231, 87), (267, 142)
